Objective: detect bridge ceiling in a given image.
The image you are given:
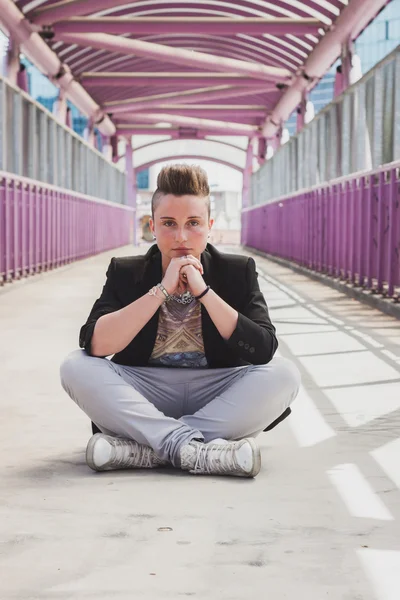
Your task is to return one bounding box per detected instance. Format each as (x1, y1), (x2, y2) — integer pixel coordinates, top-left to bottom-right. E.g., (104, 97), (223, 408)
(17, 0), (367, 139)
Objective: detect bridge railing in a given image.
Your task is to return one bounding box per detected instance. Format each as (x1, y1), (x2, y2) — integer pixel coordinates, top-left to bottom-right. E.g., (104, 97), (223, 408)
(0, 74), (125, 204)
(251, 47), (400, 205)
(0, 172), (132, 285)
(242, 161), (400, 299)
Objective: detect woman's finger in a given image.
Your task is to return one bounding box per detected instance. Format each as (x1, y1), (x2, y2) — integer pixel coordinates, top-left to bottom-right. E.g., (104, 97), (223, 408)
(175, 255), (202, 270)
(180, 264), (194, 280)
(180, 264), (197, 274)
(186, 255), (203, 270)
(181, 257), (203, 273)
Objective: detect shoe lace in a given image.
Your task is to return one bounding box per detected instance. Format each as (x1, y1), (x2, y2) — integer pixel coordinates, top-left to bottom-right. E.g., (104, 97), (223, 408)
(111, 439), (154, 468)
(193, 442), (238, 474)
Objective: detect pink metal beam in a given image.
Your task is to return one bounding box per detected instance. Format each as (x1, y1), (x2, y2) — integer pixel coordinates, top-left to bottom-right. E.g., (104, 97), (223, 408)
(116, 127), (200, 137)
(135, 155), (243, 174)
(81, 73), (279, 88)
(262, 0), (389, 137)
(64, 32), (307, 75)
(117, 125), (260, 137)
(117, 112), (260, 135)
(98, 83), (277, 107)
(104, 85), (275, 113)
(70, 46), (288, 78)
(53, 33), (292, 82)
(120, 114), (260, 126)
(52, 17), (321, 36)
(134, 138), (246, 153)
(56, 33), (297, 73)
(121, 106), (267, 118)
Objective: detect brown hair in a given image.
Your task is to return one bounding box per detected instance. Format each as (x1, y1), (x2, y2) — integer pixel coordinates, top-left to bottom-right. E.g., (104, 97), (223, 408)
(151, 164), (210, 217)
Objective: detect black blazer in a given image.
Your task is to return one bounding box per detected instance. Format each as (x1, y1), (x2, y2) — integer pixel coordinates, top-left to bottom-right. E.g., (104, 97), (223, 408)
(79, 243), (278, 368)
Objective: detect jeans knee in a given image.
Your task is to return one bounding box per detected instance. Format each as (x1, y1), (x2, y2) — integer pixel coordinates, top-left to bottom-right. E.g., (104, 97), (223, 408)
(253, 357), (301, 397)
(59, 349), (90, 387)
(273, 357), (301, 391)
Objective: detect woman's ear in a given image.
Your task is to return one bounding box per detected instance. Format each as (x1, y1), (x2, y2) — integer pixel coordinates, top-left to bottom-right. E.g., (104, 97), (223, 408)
(149, 217), (155, 238)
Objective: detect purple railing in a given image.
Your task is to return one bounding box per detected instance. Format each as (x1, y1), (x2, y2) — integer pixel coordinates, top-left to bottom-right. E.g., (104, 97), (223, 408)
(242, 161), (400, 298)
(0, 172), (133, 285)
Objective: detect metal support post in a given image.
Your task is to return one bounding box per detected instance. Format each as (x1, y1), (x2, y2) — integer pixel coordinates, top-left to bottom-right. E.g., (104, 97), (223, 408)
(6, 37), (20, 85)
(111, 134), (119, 162)
(242, 138), (254, 208)
(257, 137), (266, 166)
(66, 106), (72, 128)
(101, 135), (112, 161)
(296, 92), (315, 133)
(335, 39), (363, 97)
(53, 89), (68, 124)
(125, 138), (137, 245)
(84, 117), (96, 147)
(16, 63), (29, 92)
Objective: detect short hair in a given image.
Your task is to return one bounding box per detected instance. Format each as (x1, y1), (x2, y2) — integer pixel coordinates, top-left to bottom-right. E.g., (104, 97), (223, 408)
(151, 164), (210, 218)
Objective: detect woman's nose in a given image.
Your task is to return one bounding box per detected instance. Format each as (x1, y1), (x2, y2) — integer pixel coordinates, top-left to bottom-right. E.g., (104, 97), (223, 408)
(175, 228), (188, 241)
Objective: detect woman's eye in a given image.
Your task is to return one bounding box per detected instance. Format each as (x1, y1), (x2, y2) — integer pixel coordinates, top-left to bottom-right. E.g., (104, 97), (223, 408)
(189, 220), (199, 226)
(163, 221), (175, 227)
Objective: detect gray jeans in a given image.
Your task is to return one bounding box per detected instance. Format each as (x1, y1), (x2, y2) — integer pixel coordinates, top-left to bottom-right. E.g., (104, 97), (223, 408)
(60, 350), (300, 467)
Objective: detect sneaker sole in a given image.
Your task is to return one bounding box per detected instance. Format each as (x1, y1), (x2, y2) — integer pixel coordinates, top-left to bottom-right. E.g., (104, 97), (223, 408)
(86, 433), (107, 471)
(243, 438), (262, 478)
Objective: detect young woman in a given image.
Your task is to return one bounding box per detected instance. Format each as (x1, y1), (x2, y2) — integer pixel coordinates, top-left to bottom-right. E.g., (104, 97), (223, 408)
(60, 164), (300, 478)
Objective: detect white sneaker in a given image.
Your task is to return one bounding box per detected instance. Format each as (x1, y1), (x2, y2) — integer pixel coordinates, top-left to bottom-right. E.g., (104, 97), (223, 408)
(86, 433), (167, 472)
(180, 438), (261, 478)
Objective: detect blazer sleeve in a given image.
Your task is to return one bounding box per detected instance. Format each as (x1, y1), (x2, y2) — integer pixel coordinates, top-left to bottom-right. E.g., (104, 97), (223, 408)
(79, 258), (122, 355)
(225, 257), (278, 365)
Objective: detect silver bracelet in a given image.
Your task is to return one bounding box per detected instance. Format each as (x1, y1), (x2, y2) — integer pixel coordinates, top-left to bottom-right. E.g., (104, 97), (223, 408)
(148, 286), (164, 302)
(156, 283), (172, 302)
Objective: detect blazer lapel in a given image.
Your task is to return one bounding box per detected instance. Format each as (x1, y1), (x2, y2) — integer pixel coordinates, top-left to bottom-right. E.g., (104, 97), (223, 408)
(140, 244), (163, 289)
(200, 244), (221, 361)
(200, 244), (219, 293)
(137, 245), (162, 362)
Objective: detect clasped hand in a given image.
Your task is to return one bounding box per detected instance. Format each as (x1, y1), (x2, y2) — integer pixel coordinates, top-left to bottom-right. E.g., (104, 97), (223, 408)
(161, 255), (206, 298)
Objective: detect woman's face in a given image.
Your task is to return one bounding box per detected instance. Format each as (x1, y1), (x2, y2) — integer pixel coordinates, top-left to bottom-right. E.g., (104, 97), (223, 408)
(150, 194), (213, 261)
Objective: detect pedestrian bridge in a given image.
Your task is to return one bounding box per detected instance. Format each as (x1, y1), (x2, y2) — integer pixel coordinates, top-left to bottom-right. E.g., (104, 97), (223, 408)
(1, 0), (400, 598)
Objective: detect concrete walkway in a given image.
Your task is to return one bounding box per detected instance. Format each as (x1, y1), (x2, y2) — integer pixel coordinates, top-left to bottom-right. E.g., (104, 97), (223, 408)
(1, 244), (400, 600)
